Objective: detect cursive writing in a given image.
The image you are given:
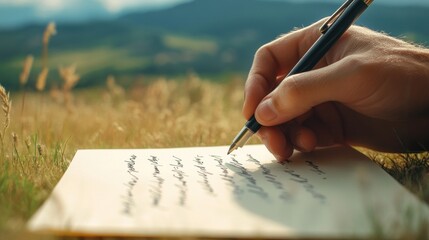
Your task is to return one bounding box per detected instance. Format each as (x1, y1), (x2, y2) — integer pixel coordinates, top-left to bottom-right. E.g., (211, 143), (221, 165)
(148, 156), (165, 206)
(121, 155), (139, 216)
(211, 155), (244, 196)
(246, 154), (292, 202)
(227, 156), (268, 199)
(171, 156), (188, 206)
(194, 155), (216, 196)
(306, 160), (327, 180)
(283, 163), (326, 203)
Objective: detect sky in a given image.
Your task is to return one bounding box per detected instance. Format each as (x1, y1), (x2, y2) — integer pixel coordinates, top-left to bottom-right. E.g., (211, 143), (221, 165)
(0, 0), (191, 28)
(0, 0), (191, 13)
(0, 0), (428, 28)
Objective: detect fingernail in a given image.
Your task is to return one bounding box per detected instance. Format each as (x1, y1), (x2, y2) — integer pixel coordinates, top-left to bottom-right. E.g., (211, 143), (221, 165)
(257, 99), (277, 122)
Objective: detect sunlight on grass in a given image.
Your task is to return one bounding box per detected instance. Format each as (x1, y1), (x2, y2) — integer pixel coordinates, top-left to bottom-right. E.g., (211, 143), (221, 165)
(0, 74), (428, 239)
(0, 74), (255, 235)
(0, 21), (428, 240)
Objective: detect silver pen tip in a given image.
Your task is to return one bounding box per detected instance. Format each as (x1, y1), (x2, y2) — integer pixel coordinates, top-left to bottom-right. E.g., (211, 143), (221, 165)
(227, 144), (237, 155)
(227, 126), (254, 155)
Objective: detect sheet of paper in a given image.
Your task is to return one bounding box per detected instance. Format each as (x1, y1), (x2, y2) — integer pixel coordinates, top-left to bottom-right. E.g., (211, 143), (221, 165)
(28, 145), (429, 238)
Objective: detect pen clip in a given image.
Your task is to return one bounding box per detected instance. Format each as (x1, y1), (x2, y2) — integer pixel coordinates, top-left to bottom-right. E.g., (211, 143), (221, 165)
(319, 0), (354, 34)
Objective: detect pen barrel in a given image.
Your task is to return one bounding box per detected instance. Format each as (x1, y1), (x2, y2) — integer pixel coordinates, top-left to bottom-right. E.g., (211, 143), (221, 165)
(288, 0), (368, 76)
(246, 0), (369, 134)
(245, 115), (261, 133)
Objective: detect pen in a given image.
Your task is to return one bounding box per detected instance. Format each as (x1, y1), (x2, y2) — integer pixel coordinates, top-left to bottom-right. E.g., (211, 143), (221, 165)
(228, 0), (373, 155)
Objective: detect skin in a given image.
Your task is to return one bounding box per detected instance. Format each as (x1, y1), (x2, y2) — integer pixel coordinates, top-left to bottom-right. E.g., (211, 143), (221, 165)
(242, 19), (429, 160)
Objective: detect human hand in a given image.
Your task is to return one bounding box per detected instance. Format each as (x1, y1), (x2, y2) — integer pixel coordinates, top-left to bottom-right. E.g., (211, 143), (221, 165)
(242, 19), (429, 160)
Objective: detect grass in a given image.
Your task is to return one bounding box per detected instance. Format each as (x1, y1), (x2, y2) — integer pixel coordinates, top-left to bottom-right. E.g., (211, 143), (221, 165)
(368, 150), (429, 202)
(0, 22), (428, 240)
(0, 74), (249, 237)
(0, 75), (428, 239)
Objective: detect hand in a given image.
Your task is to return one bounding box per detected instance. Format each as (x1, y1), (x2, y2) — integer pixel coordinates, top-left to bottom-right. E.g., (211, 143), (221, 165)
(242, 19), (429, 160)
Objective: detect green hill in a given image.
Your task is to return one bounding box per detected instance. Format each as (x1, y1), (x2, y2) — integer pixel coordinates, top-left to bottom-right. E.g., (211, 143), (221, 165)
(0, 0), (428, 89)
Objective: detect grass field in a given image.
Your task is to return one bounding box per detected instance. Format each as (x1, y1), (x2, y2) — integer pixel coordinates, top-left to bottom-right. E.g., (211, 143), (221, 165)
(0, 20), (428, 240)
(0, 74), (248, 238)
(0, 73), (428, 239)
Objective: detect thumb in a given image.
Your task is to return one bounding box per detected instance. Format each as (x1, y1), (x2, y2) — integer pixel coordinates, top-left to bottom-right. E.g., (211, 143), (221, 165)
(254, 59), (356, 126)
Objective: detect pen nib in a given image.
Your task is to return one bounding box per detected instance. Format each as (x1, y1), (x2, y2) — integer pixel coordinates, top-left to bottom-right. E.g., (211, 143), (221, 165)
(227, 144), (237, 155)
(227, 126), (254, 155)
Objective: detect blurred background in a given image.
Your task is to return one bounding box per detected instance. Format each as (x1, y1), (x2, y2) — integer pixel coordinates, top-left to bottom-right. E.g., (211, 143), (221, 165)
(0, 0), (428, 90)
(1, 2), (429, 237)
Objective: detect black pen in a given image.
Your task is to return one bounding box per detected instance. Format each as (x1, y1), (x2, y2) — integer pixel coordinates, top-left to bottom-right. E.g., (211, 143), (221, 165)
(228, 0), (373, 154)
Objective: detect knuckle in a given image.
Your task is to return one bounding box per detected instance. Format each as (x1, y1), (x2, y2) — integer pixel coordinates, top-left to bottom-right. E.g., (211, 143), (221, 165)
(283, 75), (302, 103)
(271, 75), (302, 111)
(342, 55), (376, 77)
(254, 44), (270, 60)
(342, 55), (365, 69)
(245, 72), (270, 95)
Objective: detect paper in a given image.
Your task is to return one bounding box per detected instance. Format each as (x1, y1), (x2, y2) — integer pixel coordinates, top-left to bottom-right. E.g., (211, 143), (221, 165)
(28, 145), (429, 238)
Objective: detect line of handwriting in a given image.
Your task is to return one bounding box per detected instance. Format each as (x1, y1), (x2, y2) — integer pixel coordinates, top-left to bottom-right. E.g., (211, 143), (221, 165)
(148, 155), (165, 206)
(227, 156), (268, 199)
(171, 156), (188, 206)
(194, 155), (216, 196)
(121, 155), (139, 216)
(281, 161), (326, 203)
(211, 155), (244, 196)
(246, 154), (292, 202)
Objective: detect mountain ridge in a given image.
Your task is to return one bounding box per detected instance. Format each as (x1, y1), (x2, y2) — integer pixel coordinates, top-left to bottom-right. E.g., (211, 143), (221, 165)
(0, 0), (428, 89)
(1, 0), (429, 29)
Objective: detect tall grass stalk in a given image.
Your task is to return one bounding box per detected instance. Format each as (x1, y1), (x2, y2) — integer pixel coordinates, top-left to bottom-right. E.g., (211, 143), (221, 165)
(19, 55), (33, 115)
(41, 22), (56, 70)
(35, 22), (56, 119)
(0, 84), (12, 150)
(58, 65), (80, 111)
(1, 76), (428, 239)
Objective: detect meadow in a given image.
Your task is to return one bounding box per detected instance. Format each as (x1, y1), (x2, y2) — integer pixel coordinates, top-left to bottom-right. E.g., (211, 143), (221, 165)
(0, 70), (249, 237)
(1, 72), (429, 239)
(0, 22), (428, 240)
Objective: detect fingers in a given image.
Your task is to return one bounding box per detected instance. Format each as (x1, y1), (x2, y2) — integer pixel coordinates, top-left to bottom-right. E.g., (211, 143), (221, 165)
(257, 123), (317, 161)
(257, 126), (293, 161)
(254, 57), (358, 126)
(242, 18), (326, 119)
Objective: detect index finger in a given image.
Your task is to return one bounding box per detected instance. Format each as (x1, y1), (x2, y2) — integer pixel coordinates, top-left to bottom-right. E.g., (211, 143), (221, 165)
(242, 18), (326, 119)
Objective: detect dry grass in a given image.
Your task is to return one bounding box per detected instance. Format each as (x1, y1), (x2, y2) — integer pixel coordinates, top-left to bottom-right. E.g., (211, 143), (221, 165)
(41, 22), (56, 69)
(0, 74), (248, 235)
(0, 84), (12, 145)
(1, 21), (428, 240)
(366, 149), (429, 202)
(0, 75), (428, 239)
(19, 55), (34, 87)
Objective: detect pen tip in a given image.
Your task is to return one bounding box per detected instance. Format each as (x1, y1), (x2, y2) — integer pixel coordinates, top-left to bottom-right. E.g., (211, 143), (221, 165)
(227, 145), (236, 155)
